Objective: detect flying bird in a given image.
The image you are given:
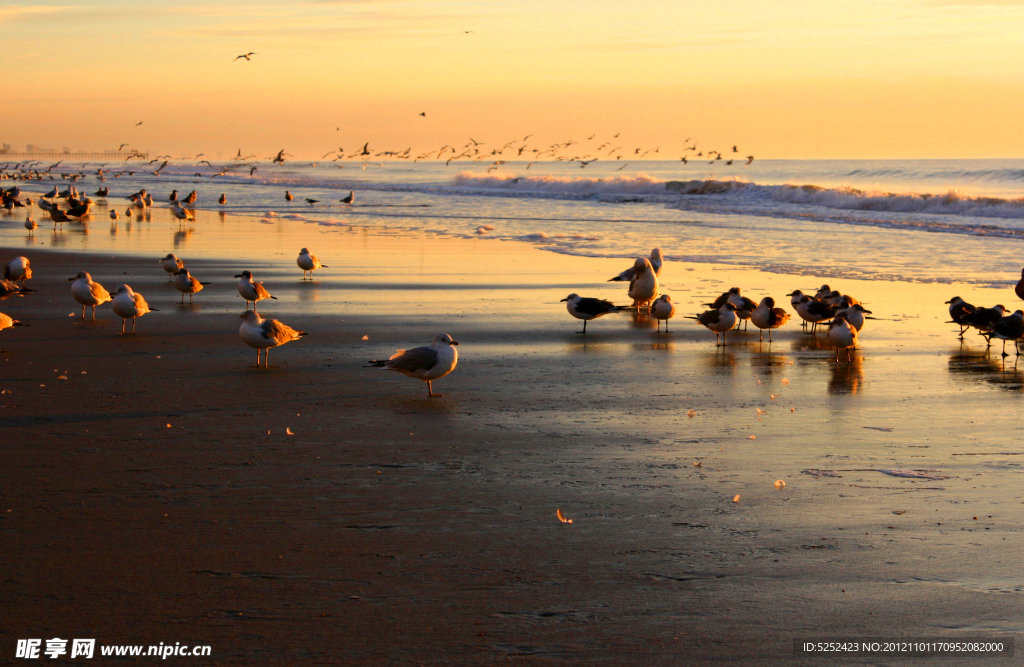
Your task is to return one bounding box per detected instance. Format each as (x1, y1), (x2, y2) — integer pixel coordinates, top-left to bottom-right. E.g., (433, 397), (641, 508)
(235, 52), (257, 61)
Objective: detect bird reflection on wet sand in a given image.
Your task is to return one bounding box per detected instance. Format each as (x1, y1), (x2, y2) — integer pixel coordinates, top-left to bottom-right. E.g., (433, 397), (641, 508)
(828, 354), (863, 394)
(948, 349), (1024, 392)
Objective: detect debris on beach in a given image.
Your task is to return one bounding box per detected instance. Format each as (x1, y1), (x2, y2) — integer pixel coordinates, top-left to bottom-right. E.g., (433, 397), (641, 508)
(747, 435), (756, 440)
(362, 335), (369, 340)
(864, 426), (894, 432)
(774, 480), (786, 489)
(732, 495), (741, 503)
(556, 508), (573, 524)
(802, 469), (842, 478)
(877, 468), (949, 480)
(286, 428), (294, 435)
(756, 408), (765, 415)
(892, 510), (906, 515)
(781, 378), (789, 385)
(687, 410), (696, 417)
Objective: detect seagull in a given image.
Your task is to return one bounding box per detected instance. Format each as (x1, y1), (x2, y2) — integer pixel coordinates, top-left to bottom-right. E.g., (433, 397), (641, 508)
(4, 257), (32, 289)
(990, 310), (1024, 356)
(170, 200), (195, 223)
(218, 193), (227, 205)
(340, 191), (354, 205)
(67, 197), (93, 219)
(109, 210), (119, 221)
(239, 310), (307, 368)
(305, 198), (318, 206)
(962, 304), (1006, 340)
(172, 268), (208, 304)
(1015, 269), (1024, 301)
(792, 294), (835, 333)
(0, 280), (21, 297)
(111, 284), (155, 334)
(834, 303), (872, 332)
(49, 206), (71, 230)
(24, 218), (37, 234)
(234, 52), (257, 61)
(651, 294), (676, 332)
(626, 257), (659, 311)
(696, 303), (739, 346)
(945, 296), (976, 338)
(285, 191), (294, 201)
(235, 270), (277, 310)
(750, 296), (790, 342)
(828, 316), (859, 363)
(0, 311), (25, 332)
(709, 287), (756, 331)
(608, 248), (663, 281)
(168, 189), (178, 202)
(69, 271), (112, 320)
(297, 248), (326, 280)
(560, 293), (622, 334)
(368, 333), (459, 397)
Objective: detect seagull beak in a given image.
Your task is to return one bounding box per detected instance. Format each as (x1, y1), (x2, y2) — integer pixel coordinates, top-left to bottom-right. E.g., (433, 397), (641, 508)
(451, 341), (459, 345)
(785, 291), (795, 296)
(944, 299), (952, 304)
(863, 309), (873, 314)
(67, 277), (75, 281)
(234, 274), (242, 278)
(559, 298), (568, 302)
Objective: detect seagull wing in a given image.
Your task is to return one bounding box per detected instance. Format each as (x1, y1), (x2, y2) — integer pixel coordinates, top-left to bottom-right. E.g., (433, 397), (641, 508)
(92, 282), (111, 301)
(385, 346), (438, 373)
(254, 282), (272, 299)
(261, 319), (304, 344)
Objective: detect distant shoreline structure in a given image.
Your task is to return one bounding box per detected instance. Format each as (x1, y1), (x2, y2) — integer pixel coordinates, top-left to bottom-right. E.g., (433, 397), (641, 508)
(0, 151), (149, 161)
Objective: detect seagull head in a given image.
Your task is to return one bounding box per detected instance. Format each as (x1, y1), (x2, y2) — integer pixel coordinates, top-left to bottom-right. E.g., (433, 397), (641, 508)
(113, 284), (131, 296)
(235, 270), (252, 279)
(299, 247), (310, 255)
(241, 310), (261, 323)
(786, 290), (803, 297)
(945, 296), (961, 304)
(761, 296), (775, 308)
(433, 333), (459, 346)
(632, 257), (649, 273)
(560, 293), (579, 304)
(69, 271), (90, 282)
(650, 248), (663, 261)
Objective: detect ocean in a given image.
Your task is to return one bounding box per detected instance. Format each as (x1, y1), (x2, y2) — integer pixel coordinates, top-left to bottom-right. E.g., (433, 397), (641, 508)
(6, 158), (1024, 287)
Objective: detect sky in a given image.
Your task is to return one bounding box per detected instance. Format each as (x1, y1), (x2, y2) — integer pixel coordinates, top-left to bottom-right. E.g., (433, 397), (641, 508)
(3, 0), (1024, 159)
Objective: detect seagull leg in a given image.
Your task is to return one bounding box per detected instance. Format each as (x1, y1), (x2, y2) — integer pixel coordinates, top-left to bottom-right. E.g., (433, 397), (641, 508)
(91, 305), (97, 321)
(665, 322), (670, 333)
(180, 293), (184, 304)
(427, 380), (434, 397)
(121, 318), (126, 335)
(577, 319), (587, 335)
(81, 305), (86, 319)
(265, 348), (270, 368)
(759, 329), (763, 342)
(1003, 340), (1008, 357)
(132, 318), (137, 335)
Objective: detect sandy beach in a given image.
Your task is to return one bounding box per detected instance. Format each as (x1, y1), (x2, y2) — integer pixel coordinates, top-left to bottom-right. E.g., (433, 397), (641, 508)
(2, 205), (1023, 664)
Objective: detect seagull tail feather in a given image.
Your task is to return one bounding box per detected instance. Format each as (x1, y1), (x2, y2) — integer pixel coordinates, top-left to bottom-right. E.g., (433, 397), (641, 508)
(367, 360), (388, 367)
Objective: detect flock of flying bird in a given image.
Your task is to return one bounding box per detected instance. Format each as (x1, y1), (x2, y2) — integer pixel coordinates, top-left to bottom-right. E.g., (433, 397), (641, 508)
(561, 248), (873, 362)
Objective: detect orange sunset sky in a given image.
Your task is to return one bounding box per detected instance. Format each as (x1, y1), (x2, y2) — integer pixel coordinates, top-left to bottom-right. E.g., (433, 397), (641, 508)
(2, 0), (1023, 160)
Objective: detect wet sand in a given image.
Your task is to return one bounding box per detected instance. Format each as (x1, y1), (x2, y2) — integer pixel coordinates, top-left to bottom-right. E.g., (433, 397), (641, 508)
(2, 208), (1024, 664)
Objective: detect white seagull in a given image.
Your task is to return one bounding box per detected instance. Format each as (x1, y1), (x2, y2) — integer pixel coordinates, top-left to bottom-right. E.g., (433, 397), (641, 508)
(297, 248), (326, 280)
(173, 268), (208, 304)
(170, 200), (194, 223)
(69, 271), (112, 320)
(651, 294), (676, 332)
(24, 218), (37, 234)
(696, 302), (739, 346)
(159, 253), (185, 281)
(750, 297), (790, 342)
(828, 315), (859, 363)
(608, 248), (664, 282)
(111, 284), (155, 334)
(4, 257), (32, 289)
(235, 270), (277, 310)
(239, 310), (307, 368)
(627, 257), (659, 310)
(560, 293), (622, 334)
(834, 303), (872, 332)
(368, 333), (459, 397)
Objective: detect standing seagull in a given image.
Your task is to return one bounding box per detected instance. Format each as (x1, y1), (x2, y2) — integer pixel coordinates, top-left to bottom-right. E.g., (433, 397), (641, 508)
(49, 206), (71, 230)
(159, 253), (185, 281)
(651, 294), (676, 332)
(172, 268), (208, 304)
(368, 333), (459, 397)
(238, 310), (307, 368)
(560, 293), (622, 334)
(297, 248), (326, 280)
(111, 284), (155, 334)
(695, 303), (739, 346)
(171, 200), (194, 223)
(990, 310), (1024, 357)
(4, 257), (32, 289)
(218, 194), (227, 205)
(285, 191), (294, 201)
(627, 257), (659, 311)
(750, 297), (790, 342)
(24, 217), (37, 234)
(69, 271), (112, 320)
(608, 248), (664, 282)
(340, 191), (354, 205)
(235, 270), (277, 310)
(828, 316), (859, 363)
(945, 296), (976, 339)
